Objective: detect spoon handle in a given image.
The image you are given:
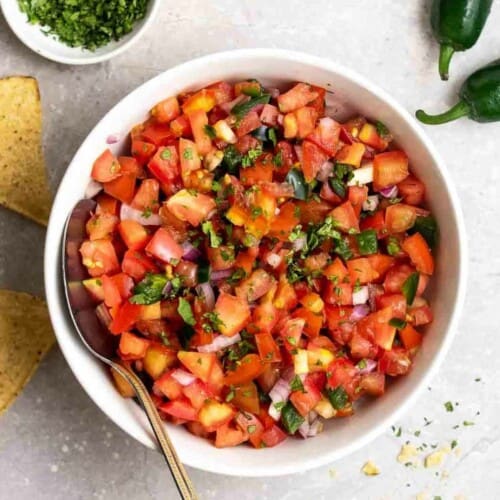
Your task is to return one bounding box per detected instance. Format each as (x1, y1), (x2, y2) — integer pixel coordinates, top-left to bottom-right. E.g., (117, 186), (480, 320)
(115, 363), (199, 500)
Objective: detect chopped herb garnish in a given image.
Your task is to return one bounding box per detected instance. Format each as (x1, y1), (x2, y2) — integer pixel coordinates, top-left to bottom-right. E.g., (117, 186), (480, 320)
(401, 272), (419, 305)
(231, 94), (271, 120)
(158, 331), (170, 347)
(272, 150), (283, 166)
(326, 386), (348, 410)
(356, 229), (378, 255)
(273, 401), (286, 411)
(202, 311), (225, 333)
(177, 297), (196, 326)
(389, 317), (407, 329)
(285, 168), (307, 201)
(129, 273), (168, 305)
(463, 420), (475, 426)
(227, 268), (246, 285)
(444, 401), (454, 412)
(241, 146), (263, 168)
(201, 221), (222, 248)
(280, 402), (305, 434)
(222, 144), (243, 173)
(204, 124), (216, 139)
(290, 375), (305, 392)
(375, 120), (390, 137)
(334, 237), (353, 261)
(386, 236), (401, 256)
(267, 128), (278, 147)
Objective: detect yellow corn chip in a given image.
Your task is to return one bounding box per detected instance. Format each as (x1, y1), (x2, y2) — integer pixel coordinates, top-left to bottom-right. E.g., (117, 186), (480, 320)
(0, 76), (52, 225)
(0, 290), (55, 414)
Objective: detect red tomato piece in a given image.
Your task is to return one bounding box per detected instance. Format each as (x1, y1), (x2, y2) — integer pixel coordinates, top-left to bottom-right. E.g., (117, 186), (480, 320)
(306, 117), (341, 156)
(118, 220), (149, 250)
(170, 114), (192, 138)
(166, 189), (216, 227)
(397, 175), (425, 205)
(330, 201), (359, 233)
(102, 274), (122, 308)
(145, 227), (183, 263)
(80, 239), (120, 277)
(214, 292), (251, 337)
(379, 348), (411, 376)
(91, 149), (121, 183)
(261, 424), (287, 447)
(151, 96), (180, 124)
(235, 269), (275, 302)
(118, 331), (150, 360)
(373, 150), (409, 190)
(335, 143), (365, 168)
(292, 307), (323, 338)
(109, 302), (142, 335)
(326, 358), (359, 399)
(301, 140), (329, 182)
(188, 109), (212, 155)
(235, 110), (261, 137)
(131, 178), (159, 212)
(160, 399), (199, 422)
(177, 351), (216, 383)
(198, 400), (235, 431)
(359, 372), (385, 396)
(347, 258), (379, 284)
(402, 232), (434, 275)
(206, 81), (234, 105)
(289, 375), (322, 417)
(147, 145), (179, 185)
(85, 213), (118, 241)
(235, 412), (265, 448)
(360, 211), (386, 238)
(385, 204), (417, 234)
(131, 139), (156, 166)
(121, 249), (159, 281)
(224, 354), (264, 386)
(260, 104), (279, 126)
(255, 332), (281, 363)
(383, 264), (428, 296)
(215, 423), (249, 448)
(348, 186), (368, 217)
(277, 83), (319, 113)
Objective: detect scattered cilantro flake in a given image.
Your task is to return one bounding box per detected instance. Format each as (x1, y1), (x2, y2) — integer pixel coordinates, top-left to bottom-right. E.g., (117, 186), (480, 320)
(356, 229), (378, 255)
(241, 146), (263, 167)
(451, 439), (458, 449)
(129, 273), (168, 305)
(204, 124), (216, 139)
(386, 236), (401, 256)
(290, 375), (305, 393)
(401, 272), (419, 305)
(267, 128), (278, 147)
(177, 297), (196, 326)
(463, 420), (475, 426)
(444, 401), (454, 412)
(375, 120), (390, 137)
(273, 401), (286, 411)
(201, 221), (222, 248)
(326, 386), (348, 410)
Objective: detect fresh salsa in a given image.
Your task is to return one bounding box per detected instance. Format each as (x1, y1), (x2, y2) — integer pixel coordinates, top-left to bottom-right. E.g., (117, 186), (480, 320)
(81, 79), (437, 449)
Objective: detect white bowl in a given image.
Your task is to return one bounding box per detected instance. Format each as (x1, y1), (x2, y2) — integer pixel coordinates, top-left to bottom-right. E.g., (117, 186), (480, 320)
(44, 49), (467, 476)
(0, 0), (159, 65)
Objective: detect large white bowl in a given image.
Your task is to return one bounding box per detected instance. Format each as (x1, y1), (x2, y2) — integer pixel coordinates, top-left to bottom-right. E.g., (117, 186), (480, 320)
(0, 0), (159, 65)
(44, 49), (467, 477)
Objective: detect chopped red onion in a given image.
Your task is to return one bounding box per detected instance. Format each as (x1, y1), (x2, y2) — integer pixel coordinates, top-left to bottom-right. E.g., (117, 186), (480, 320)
(277, 114), (284, 126)
(307, 410), (318, 424)
(380, 185), (398, 198)
(298, 419), (311, 438)
(307, 419), (323, 437)
(268, 403), (282, 422)
(120, 203), (162, 226)
(294, 144), (303, 163)
(197, 333), (241, 353)
(182, 241), (202, 262)
(292, 235), (306, 252)
(171, 369), (196, 386)
(106, 134), (120, 144)
(352, 286), (369, 305)
(210, 268), (233, 281)
(266, 252), (282, 269)
(357, 359), (377, 375)
(350, 304), (370, 321)
(220, 94), (247, 114)
(266, 87), (280, 99)
(317, 161), (334, 182)
(196, 283), (215, 311)
(269, 378), (291, 405)
(85, 180), (103, 199)
(162, 281), (173, 296)
(363, 195), (379, 212)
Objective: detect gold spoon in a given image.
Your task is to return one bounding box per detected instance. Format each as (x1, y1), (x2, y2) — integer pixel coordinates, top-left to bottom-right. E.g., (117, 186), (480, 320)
(62, 199), (198, 500)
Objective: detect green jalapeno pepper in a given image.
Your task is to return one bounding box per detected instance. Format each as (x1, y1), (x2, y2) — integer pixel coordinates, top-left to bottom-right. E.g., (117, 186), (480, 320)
(431, 0), (493, 80)
(416, 59), (500, 124)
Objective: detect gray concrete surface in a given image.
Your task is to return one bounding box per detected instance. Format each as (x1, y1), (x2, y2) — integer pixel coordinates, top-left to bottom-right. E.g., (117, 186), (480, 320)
(1, 1), (499, 498)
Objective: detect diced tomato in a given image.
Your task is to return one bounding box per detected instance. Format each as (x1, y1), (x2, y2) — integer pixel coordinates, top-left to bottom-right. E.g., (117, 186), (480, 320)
(292, 307), (323, 338)
(165, 189), (216, 227)
(198, 400), (235, 431)
(306, 117), (340, 156)
(182, 379), (212, 409)
(399, 323), (423, 350)
(109, 301), (142, 334)
(255, 332), (281, 363)
(160, 398), (198, 421)
(231, 382), (261, 414)
(188, 109), (212, 155)
(207, 81), (234, 105)
(383, 264), (428, 296)
(80, 239), (120, 277)
(178, 351), (216, 382)
(91, 149), (121, 183)
(379, 348), (412, 376)
(235, 269), (275, 302)
(359, 372), (385, 396)
(151, 96), (180, 124)
(170, 114), (192, 137)
(269, 201), (300, 240)
(252, 301), (279, 333)
(85, 213), (118, 241)
(118, 220), (149, 250)
(206, 245), (235, 271)
(140, 122), (176, 146)
(347, 258), (379, 284)
(103, 168), (136, 205)
(326, 358), (359, 399)
(409, 299), (433, 325)
(236, 110), (261, 137)
(294, 106), (318, 139)
(323, 281), (352, 306)
(330, 201), (359, 233)
(360, 211), (386, 238)
(324, 258), (349, 283)
(277, 83), (319, 113)
(376, 293), (406, 319)
(260, 104), (279, 126)
(261, 424), (287, 447)
(402, 232), (434, 275)
(215, 423), (248, 448)
(131, 178), (159, 213)
(273, 140), (296, 179)
(131, 139), (156, 166)
(214, 292), (251, 337)
(349, 329), (377, 359)
(397, 175), (425, 205)
(335, 143), (365, 168)
(178, 138), (201, 179)
(147, 145), (179, 185)
(102, 274), (122, 308)
(224, 354), (264, 386)
(154, 370), (183, 399)
(348, 186), (368, 217)
(145, 227), (183, 263)
(95, 193), (120, 216)
(367, 254), (395, 279)
(358, 123), (388, 151)
(373, 151), (409, 190)
(302, 140), (329, 182)
(385, 204), (417, 234)
(118, 331), (150, 360)
(235, 412), (265, 448)
(121, 249), (159, 281)
(290, 376), (322, 416)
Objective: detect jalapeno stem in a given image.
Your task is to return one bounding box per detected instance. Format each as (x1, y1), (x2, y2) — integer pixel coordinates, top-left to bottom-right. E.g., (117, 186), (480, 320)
(415, 101), (471, 125)
(438, 44), (455, 81)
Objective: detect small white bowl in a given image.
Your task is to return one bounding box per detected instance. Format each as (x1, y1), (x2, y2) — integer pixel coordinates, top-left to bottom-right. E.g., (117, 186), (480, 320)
(0, 0), (159, 65)
(44, 49), (467, 476)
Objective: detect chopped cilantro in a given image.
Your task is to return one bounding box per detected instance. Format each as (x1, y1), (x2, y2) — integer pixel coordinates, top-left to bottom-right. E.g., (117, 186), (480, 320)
(290, 375), (305, 392)
(222, 145), (243, 173)
(463, 420), (475, 426)
(177, 298), (196, 326)
(227, 268), (246, 285)
(280, 402), (305, 434)
(272, 150), (283, 166)
(401, 272), (419, 305)
(129, 273), (168, 305)
(451, 439), (458, 449)
(325, 386), (348, 410)
(201, 221), (222, 248)
(202, 311), (225, 333)
(204, 124), (216, 139)
(386, 236), (401, 256)
(334, 237), (353, 261)
(241, 146), (263, 168)
(356, 229), (378, 255)
(444, 401), (454, 412)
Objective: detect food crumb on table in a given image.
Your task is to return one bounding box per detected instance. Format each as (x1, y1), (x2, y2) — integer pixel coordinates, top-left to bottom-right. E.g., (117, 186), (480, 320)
(361, 460), (380, 476)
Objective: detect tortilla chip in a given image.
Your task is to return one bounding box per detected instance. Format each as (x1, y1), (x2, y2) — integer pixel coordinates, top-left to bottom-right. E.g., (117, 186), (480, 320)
(0, 290), (55, 414)
(0, 76), (52, 225)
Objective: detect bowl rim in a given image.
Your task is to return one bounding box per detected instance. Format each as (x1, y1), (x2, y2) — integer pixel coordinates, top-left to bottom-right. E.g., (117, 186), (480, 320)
(44, 48), (468, 476)
(0, 0), (160, 65)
